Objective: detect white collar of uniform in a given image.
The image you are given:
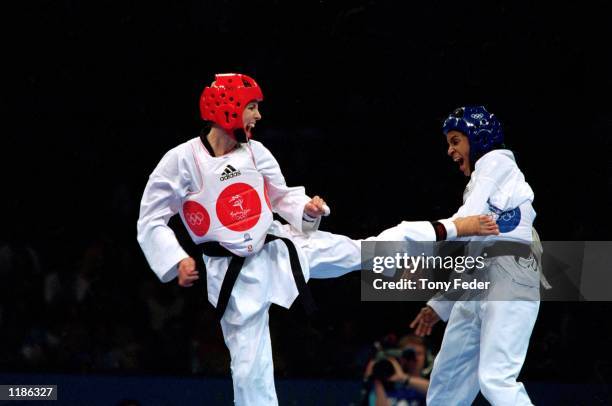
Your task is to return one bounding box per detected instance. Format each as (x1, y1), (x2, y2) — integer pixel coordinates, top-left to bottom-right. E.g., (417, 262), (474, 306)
(474, 149), (515, 172)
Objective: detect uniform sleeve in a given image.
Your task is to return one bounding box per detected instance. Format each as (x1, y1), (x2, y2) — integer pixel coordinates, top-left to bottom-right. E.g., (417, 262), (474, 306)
(368, 219), (457, 242)
(430, 154), (516, 320)
(250, 141), (313, 232)
(454, 154), (514, 218)
(137, 147), (191, 282)
(427, 296), (455, 322)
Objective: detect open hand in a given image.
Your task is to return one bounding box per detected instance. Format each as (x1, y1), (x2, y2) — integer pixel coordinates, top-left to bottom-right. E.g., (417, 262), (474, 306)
(454, 215), (499, 237)
(409, 306), (440, 337)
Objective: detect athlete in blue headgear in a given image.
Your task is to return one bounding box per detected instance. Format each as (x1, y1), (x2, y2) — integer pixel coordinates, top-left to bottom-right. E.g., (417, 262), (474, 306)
(410, 106), (542, 406)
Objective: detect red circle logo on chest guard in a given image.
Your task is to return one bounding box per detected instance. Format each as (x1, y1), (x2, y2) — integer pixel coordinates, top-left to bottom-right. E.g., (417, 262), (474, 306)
(182, 201), (211, 237)
(216, 182), (262, 231)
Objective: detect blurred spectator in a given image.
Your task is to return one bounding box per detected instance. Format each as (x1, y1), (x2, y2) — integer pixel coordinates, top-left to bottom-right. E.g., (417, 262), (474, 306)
(361, 334), (429, 406)
(397, 335), (432, 378)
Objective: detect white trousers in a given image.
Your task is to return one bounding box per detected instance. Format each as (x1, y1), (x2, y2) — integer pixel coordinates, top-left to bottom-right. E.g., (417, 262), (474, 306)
(219, 229), (363, 405)
(427, 256), (540, 406)
(221, 304), (278, 405)
(219, 221), (433, 405)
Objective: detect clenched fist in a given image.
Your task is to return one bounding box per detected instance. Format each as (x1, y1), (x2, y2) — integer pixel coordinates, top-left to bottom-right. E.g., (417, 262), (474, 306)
(177, 257), (199, 287)
(304, 195), (328, 218)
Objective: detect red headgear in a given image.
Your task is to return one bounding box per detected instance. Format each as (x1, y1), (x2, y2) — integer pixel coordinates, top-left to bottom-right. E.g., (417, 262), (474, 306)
(200, 73), (263, 132)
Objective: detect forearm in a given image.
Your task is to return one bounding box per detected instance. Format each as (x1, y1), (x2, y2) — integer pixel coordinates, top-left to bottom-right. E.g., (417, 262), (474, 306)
(137, 151), (191, 282)
(301, 210), (322, 232)
(251, 141), (315, 231)
(373, 381), (390, 406)
(427, 297), (455, 322)
(369, 219), (456, 242)
(137, 220), (188, 282)
(406, 376), (429, 395)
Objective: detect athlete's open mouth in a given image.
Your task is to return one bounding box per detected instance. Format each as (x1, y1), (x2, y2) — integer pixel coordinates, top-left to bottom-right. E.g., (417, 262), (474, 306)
(453, 155), (465, 171)
(244, 123), (256, 136)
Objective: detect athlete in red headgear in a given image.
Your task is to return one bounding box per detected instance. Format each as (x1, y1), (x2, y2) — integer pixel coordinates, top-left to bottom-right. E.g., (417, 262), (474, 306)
(137, 73), (498, 405)
(200, 73), (264, 137)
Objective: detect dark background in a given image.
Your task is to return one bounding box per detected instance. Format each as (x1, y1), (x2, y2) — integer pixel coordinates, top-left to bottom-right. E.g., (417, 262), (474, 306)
(3, 0), (612, 394)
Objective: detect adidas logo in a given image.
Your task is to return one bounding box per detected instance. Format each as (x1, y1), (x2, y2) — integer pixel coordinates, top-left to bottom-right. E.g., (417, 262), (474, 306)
(220, 164), (241, 181)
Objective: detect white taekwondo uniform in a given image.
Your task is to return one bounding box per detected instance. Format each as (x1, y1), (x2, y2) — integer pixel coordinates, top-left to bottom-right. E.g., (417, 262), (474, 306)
(427, 149), (540, 406)
(138, 136), (456, 405)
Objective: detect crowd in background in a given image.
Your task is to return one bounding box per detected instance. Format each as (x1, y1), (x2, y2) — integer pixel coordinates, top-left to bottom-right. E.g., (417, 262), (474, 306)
(0, 180), (606, 386)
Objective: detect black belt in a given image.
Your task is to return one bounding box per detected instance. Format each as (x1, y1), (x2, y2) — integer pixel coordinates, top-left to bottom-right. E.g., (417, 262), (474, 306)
(482, 241), (532, 259)
(200, 234), (317, 321)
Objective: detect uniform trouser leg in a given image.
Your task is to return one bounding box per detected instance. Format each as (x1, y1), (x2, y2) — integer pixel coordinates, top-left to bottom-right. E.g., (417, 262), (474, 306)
(478, 300), (539, 406)
(221, 304), (278, 406)
(427, 301), (482, 406)
(302, 221), (436, 279)
(302, 231), (362, 279)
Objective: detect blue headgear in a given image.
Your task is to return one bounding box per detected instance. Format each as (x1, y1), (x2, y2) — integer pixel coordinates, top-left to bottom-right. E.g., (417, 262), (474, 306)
(442, 106), (504, 161)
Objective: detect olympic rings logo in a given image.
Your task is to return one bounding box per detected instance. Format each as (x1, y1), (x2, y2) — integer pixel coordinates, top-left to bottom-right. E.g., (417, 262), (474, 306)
(186, 212), (204, 225)
(471, 113), (484, 119)
(500, 211), (517, 222)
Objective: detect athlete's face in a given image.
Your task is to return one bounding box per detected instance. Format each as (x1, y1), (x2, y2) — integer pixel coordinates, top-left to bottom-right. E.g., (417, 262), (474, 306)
(242, 101), (262, 133)
(407, 344), (426, 374)
(446, 130), (471, 176)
